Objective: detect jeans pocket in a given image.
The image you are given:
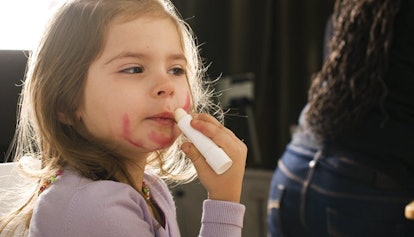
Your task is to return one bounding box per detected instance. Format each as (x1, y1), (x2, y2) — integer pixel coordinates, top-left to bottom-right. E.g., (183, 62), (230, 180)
(326, 207), (407, 237)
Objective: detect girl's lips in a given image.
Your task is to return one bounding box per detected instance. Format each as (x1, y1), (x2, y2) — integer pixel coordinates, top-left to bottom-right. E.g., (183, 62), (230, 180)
(148, 117), (175, 126)
(147, 112), (175, 126)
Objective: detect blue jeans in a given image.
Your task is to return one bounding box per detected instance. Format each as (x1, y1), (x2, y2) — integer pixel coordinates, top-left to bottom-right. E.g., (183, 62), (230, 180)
(267, 144), (414, 237)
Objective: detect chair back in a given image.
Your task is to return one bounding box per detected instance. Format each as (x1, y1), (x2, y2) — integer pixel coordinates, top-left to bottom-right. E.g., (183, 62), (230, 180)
(0, 161), (39, 215)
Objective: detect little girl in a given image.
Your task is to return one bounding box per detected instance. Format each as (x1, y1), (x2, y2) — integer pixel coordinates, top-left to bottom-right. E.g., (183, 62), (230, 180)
(0, 0), (247, 236)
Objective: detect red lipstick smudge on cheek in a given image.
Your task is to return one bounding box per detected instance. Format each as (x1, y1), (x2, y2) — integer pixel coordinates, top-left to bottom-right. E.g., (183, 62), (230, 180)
(122, 115), (130, 138)
(149, 131), (175, 148)
(122, 114), (144, 147)
(182, 93), (191, 112)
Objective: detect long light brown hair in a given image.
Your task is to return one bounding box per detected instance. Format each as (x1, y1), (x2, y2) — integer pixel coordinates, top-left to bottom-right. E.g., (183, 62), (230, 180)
(0, 0), (220, 235)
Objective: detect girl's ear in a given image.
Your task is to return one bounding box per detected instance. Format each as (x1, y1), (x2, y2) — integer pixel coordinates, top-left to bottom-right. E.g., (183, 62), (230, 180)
(57, 112), (73, 125)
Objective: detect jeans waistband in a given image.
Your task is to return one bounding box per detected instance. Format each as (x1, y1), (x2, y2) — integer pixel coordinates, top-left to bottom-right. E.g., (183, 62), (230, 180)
(321, 154), (406, 190)
(288, 144), (414, 190)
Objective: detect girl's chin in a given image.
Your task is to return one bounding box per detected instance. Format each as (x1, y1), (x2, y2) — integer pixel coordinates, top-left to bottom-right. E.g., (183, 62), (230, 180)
(156, 141), (176, 150)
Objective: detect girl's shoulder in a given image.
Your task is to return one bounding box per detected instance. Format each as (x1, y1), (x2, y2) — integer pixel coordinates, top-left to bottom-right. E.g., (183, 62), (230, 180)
(40, 169), (173, 213)
(37, 169), (148, 215)
(45, 169), (172, 205)
(50, 168), (137, 197)
(31, 169), (172, 236)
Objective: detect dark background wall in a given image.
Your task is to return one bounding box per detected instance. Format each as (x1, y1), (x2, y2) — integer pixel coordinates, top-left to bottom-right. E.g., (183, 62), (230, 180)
(0, 1), (335, 169)
(0, 50), (28, 159)
(172, 0), (335, 169)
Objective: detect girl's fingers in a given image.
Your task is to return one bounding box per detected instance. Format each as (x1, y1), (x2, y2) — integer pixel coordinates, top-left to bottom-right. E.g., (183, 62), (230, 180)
(179, 113), (247, 202)
(190, 113), (240, 145)
(181, 142), (215, 173)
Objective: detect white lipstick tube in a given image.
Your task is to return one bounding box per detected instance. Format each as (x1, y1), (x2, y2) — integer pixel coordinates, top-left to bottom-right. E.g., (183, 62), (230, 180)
(174, 108), (233, 174)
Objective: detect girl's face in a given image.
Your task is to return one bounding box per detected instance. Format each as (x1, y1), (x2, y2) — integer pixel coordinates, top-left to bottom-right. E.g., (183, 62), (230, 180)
(77, 16), (191, 160)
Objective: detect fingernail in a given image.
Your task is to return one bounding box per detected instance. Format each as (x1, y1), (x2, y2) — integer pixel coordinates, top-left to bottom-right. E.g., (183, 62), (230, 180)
(191, 119), (201, 127)
(181, 143), (190, 154)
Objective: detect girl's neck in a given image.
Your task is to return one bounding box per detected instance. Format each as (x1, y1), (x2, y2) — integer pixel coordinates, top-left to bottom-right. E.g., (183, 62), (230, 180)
(120, 158), (147, 190)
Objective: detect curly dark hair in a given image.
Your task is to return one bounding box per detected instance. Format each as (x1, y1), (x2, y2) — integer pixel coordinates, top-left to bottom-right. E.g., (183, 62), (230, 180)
(306, 0), (401, 141)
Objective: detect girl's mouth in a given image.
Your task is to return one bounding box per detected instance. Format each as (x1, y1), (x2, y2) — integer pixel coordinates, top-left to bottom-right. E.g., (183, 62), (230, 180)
(147, 112), (175, 126)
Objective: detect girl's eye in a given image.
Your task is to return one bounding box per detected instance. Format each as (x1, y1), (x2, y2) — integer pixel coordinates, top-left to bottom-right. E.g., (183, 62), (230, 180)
(169, 67), (186, 76)
(121, 66), (143, 74)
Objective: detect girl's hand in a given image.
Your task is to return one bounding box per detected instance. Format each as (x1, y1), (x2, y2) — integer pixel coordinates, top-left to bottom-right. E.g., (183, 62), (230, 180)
(180, 113), (247, 203)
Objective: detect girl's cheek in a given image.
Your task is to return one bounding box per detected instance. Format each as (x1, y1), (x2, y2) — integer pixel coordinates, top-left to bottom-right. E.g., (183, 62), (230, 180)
(121, 114), (144, 148)
(182, 93), (191, 112)
(148, 131), (175, 148)
(122, 114), (130, 140)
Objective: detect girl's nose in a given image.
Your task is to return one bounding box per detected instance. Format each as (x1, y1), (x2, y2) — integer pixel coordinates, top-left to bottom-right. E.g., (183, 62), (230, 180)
(152, 76), (175, 97)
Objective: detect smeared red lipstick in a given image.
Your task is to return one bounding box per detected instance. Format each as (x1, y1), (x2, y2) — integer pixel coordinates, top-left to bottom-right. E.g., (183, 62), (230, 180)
(147, 112), (175, 126)
(122, 114), (144, 147)
(183, 93), (191, 112)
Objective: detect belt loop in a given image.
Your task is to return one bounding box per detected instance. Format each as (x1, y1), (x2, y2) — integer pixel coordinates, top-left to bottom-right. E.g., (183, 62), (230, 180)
(300, 150), (323, 232)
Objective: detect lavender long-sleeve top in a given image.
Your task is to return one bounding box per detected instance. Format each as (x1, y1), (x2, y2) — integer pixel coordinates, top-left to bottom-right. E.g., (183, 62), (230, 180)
(28, 169), (245, 237)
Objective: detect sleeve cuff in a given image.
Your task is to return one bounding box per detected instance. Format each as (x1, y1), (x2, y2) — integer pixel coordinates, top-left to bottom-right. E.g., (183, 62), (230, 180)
(202, 199), (245, 228)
